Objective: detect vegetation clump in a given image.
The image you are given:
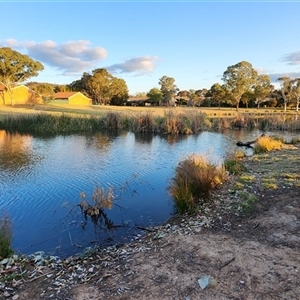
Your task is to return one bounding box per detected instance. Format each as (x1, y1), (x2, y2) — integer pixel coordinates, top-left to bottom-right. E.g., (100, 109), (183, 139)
(169, 154), (228, 214)
(0, 211), (13, 259)
(254, 135), (283, 153)
(224, 150), (245, 175)
(76, 186), (116, 232)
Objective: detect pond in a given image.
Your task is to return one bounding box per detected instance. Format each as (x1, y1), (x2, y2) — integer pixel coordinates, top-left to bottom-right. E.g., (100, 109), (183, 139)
(0, 129), (271, 257)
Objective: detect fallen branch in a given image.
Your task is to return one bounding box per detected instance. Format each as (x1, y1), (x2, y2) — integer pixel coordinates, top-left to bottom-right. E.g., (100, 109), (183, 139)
(218, 257), (235, 270)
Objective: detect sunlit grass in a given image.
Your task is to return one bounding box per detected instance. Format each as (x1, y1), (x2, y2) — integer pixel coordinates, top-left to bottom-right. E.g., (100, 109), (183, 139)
(238, 174), (255, 183)
(169, 154), (228, 214)
(261, 178), (278, 189)
(254, 135), (283, 153)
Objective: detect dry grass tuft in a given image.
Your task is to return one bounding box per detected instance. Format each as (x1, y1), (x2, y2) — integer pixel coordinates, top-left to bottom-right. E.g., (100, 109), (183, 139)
(169, 154), (228, 213)
(254, 135), (283, 153)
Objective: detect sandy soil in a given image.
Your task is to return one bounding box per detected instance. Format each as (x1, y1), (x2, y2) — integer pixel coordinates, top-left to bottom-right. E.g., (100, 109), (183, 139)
(1, 143), (300, 300)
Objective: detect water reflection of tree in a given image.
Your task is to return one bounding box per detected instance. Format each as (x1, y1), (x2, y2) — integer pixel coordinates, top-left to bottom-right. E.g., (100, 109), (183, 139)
(0, 130), (35, 172)
(159, 133), (189, 145)
(134, 132), (154, 144)
(84, 129), (127, 151)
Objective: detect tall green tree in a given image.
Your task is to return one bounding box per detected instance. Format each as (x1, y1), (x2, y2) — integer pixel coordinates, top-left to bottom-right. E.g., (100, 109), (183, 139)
(110, 77), (129, 106)
(0, 47), (44, 105)
(158, 76), (178, 106)
(253, 74), (273, 109)
(209, 83), (226, 109)
(222, 61), (258, 111)
(147, 87), (162, 105)
(84, 68), (112, 105)
(71, 68), (129, 105)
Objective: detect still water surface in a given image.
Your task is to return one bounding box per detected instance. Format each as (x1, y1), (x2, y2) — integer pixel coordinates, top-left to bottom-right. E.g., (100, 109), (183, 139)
(0, 129), (261, 257)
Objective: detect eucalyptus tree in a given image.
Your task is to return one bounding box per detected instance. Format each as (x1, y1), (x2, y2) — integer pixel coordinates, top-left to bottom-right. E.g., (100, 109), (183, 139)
(222, 61), (258, 111)
(84, 68), (113, 105)
(208, 83), (226, 109)
(253, 74), (274, 109)
(0, 47), (44, 105)
(71, 68), (129, 105)
(277, 77), (292, 111)
(109, 77), (129, 106)
(28, 82), (55, 101)
(158, 75), (178, 106)
(146, 87), (162, 105)
(290, 78), (300, 112)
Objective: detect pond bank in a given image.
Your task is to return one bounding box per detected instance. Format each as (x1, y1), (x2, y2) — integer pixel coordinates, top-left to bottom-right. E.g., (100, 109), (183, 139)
(1, 143), (300, 299)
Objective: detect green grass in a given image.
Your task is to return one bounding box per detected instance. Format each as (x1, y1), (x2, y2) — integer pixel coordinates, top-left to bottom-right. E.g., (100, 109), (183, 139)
(1, 105), (300, 134)
(0, 212), (13, 259)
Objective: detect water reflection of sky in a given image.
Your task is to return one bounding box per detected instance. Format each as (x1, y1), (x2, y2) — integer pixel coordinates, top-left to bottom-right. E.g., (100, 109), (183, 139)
(0, 129), (295, 257)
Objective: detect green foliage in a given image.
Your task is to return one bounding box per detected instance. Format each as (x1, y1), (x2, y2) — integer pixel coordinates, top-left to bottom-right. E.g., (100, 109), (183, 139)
(224, 151), (245, 175)
(0, 47), (44, 84)
(158, 76), (178, 105)
(209, 83), (227, 108)
(0, 47), (44, 105)
(146, 87), (163, 105)
(235, 191), (258, 214)
(222, 61), (259, 111)
(0, 211), (13, 259)
(70, 68), (129, 105)
(170, 154), (228, 214)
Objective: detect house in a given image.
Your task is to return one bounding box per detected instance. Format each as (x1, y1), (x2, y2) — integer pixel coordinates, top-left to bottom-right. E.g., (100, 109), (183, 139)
(52, 92), (92, 105)
(0, 84), (42, 105)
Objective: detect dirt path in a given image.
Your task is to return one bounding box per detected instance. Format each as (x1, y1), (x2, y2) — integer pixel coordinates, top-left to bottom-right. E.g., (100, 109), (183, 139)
(2, 143), (300, 300)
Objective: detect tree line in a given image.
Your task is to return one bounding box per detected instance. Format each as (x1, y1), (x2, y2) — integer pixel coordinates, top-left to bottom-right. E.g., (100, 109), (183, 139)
(1, 47), (299, 110)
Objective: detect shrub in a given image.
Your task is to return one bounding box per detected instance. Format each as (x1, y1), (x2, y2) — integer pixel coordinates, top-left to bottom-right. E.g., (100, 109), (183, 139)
(0, 211), (13, 259)
(169, 154), (227, 214)
(254, 135), (283, 153)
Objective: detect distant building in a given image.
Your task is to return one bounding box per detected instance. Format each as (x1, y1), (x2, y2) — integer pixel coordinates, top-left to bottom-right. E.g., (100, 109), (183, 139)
(52, 92), (92, 105)
(0, 84), (42, 105)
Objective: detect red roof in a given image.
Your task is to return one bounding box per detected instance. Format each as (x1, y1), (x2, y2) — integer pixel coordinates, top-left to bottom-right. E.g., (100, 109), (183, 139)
(54, 92), (77, 99)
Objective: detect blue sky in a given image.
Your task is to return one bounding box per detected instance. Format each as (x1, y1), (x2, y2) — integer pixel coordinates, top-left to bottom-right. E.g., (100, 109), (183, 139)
(1, 1), (300, 95)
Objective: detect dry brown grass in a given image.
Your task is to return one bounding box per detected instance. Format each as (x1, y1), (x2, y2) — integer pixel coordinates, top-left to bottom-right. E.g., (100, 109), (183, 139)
(254, 135), (283, 153)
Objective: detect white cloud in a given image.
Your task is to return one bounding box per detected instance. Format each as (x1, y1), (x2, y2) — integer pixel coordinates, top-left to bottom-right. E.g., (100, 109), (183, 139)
(268, 72), (300, 83)
(107, 56), (159, 75)
(1, 39), (108, 75)
(281, 51), (300, 65)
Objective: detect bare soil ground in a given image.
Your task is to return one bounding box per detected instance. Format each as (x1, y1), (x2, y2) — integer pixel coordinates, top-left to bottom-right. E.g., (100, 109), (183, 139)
(1, 143), (300, 300)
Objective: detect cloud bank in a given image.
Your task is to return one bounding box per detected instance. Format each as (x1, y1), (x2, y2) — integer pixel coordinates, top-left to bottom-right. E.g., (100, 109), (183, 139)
(1, 39), (160, 77)
(107, 56), (159, 75)
(281, 51), (300, 65)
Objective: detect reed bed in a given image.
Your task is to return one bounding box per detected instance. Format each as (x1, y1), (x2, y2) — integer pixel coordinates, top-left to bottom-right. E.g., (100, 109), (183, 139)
(0, 109), (299, 134)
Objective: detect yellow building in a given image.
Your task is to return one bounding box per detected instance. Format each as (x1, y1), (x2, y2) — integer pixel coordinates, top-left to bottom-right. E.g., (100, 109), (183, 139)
(0, 84), (42, 105)
(53, 92), (92, 105)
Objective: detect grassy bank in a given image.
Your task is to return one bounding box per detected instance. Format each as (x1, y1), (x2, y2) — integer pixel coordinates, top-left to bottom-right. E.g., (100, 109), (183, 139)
(1, 104), (300, 134)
